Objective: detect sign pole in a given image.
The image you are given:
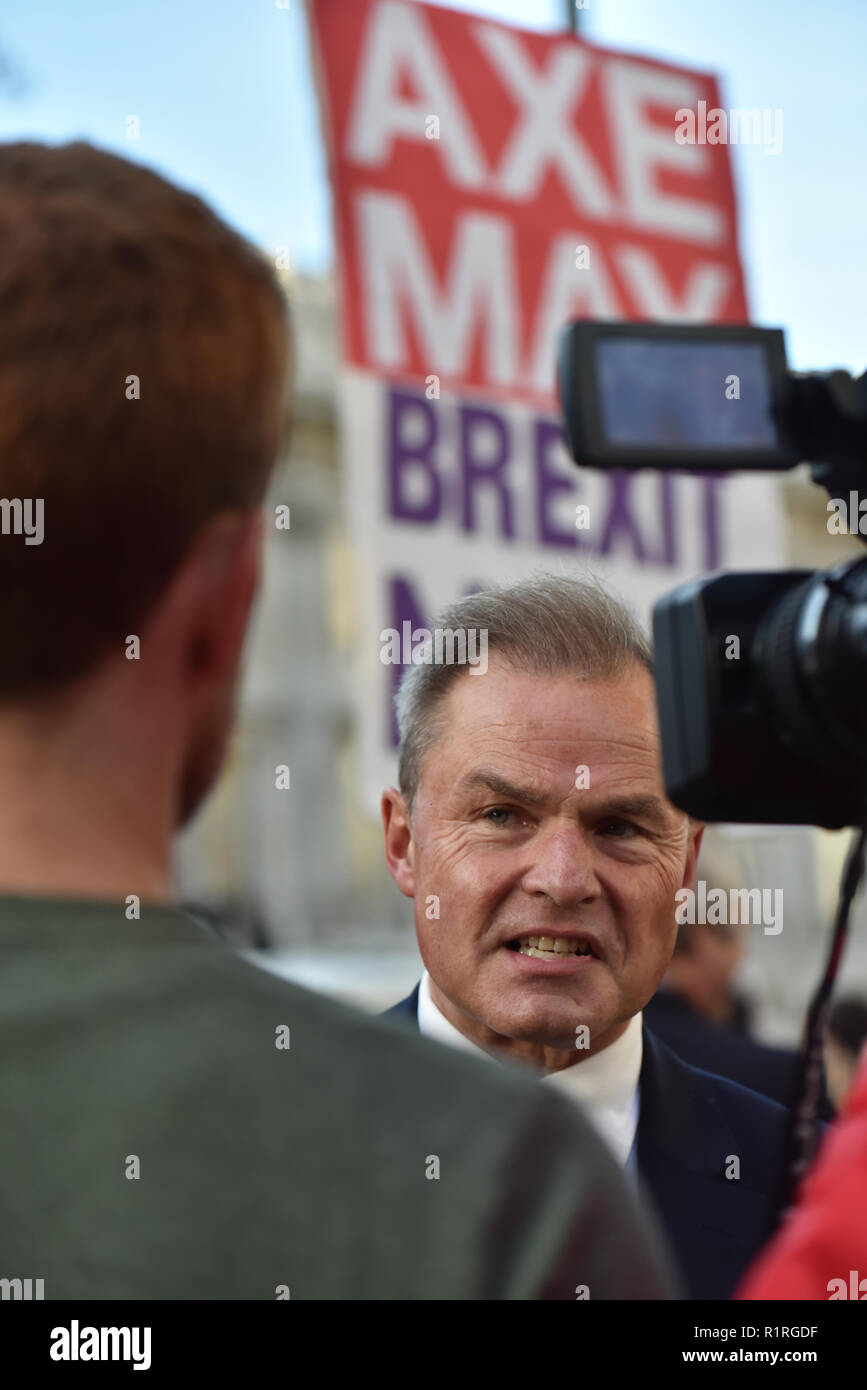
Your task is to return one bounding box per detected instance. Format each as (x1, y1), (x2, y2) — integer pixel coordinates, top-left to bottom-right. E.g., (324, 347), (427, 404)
(563, 1), (580, 36)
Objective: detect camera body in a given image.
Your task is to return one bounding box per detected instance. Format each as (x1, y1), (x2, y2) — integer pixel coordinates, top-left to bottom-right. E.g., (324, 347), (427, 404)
(558, 319), (867, 827)
(559, 320), (798, 474)
(652, 564), (867, 829)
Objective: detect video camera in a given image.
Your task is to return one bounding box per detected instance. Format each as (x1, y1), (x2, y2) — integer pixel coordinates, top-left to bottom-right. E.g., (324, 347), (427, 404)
(558, 320), (867, 831)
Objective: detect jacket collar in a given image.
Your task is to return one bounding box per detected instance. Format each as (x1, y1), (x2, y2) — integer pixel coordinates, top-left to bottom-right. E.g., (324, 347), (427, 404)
(637, 1025), (739, 1177)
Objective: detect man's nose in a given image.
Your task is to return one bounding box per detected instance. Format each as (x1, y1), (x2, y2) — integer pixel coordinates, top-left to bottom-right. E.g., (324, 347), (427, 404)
(520, 822), (600, 908)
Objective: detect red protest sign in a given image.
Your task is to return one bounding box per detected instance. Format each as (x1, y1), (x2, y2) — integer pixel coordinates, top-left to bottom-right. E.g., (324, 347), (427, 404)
(309, 0), (747, 410)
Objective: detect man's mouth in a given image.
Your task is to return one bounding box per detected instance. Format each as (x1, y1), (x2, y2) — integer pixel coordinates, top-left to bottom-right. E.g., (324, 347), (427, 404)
(506, 934), (597, 960)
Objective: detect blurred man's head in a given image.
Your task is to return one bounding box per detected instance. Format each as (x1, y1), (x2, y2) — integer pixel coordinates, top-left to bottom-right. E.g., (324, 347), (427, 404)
(825, 996), (867, 1111)
(665, 920), (745, 1024)
(382, 575), (704, 1069)
(0, 142), (290, 847)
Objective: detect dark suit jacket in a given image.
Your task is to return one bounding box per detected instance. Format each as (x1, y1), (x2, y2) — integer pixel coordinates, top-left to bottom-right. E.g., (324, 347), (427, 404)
(386, 984), (791, 1300)
(644, 990), (794, 1104)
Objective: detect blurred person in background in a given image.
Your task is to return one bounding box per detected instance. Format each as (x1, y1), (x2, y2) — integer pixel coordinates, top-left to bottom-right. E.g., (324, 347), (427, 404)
(0, 140), (676, 1300)
(825, 996), (867, 1112)
(644, 919), (829, 1114)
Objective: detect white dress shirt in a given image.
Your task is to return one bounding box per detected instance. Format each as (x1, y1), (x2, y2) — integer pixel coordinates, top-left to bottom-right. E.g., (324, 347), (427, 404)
(416, 970), (642, 1171)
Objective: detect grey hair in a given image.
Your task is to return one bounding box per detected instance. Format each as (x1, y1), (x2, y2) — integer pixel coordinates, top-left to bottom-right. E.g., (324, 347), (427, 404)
(395, 571), (654, 810)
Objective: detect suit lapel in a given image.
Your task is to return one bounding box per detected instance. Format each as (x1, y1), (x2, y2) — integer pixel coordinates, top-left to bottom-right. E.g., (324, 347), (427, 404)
(637, 1027), (771, 1298)
(384, 983), (421, 1026)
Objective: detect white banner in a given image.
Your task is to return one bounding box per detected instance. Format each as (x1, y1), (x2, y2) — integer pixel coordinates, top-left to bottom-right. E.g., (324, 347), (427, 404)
(341, 368), (785, 811)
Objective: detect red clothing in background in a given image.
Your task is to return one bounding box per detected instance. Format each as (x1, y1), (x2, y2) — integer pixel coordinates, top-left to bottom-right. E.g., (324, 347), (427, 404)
(737, 1053), (867, 1300)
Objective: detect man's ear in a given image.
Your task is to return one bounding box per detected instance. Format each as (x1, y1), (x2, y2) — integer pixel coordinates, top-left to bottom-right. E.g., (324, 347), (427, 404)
(155, 508), (264, 687)
(683, 818), (705, 890)
(382, 787), (416, 899)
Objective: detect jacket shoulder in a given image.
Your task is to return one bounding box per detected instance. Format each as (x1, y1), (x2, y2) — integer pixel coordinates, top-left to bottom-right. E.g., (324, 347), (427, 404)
(646, 1026), (789, 1120)
(382, 982), (420, 1021)
(642, 1027), (791, 1184)
(693, 1062), (789, 1129)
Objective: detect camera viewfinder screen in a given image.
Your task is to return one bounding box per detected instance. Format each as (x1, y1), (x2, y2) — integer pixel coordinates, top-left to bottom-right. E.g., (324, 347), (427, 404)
(596, 338), (779, 451)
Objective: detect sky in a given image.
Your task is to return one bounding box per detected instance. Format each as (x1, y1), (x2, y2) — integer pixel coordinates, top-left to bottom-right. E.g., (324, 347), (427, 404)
(0, 0), (865, 374)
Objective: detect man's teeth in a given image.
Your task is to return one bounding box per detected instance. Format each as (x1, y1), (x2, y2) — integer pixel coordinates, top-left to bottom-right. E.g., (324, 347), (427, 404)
(517, 935), (593, 958)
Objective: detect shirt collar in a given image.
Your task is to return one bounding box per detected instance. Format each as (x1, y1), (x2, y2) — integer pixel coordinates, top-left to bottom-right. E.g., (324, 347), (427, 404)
(416, 970), (643, 1166)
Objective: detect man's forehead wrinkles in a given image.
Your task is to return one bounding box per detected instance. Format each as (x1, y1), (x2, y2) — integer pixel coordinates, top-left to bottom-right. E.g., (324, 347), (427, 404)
(456, 716), (656, 750)
(452, 738), (660, 775)
(451, 762), (667, 810)
(443, 737), (662, 789)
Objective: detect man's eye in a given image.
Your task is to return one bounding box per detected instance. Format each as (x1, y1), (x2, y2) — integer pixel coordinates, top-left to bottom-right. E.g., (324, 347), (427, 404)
(484, 806), (521, 826)
(599, 818), (637, 838)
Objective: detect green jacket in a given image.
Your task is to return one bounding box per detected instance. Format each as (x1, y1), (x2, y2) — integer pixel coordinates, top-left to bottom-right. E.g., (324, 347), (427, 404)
(0, 896), (675, 1299)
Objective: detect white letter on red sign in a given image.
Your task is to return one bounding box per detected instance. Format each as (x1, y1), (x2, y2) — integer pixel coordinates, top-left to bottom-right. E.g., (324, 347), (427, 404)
(614, 245), (732, 320)
(356, 190), (519, 386)
(604, 62), (727, 245)
(529, 233), (621, 391)
(346, 0), (487, 190)
(474, 26), (615, 218)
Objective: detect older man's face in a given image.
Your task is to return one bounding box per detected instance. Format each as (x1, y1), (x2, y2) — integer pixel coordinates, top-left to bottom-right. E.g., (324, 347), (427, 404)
(383, 655), (702, 1060)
